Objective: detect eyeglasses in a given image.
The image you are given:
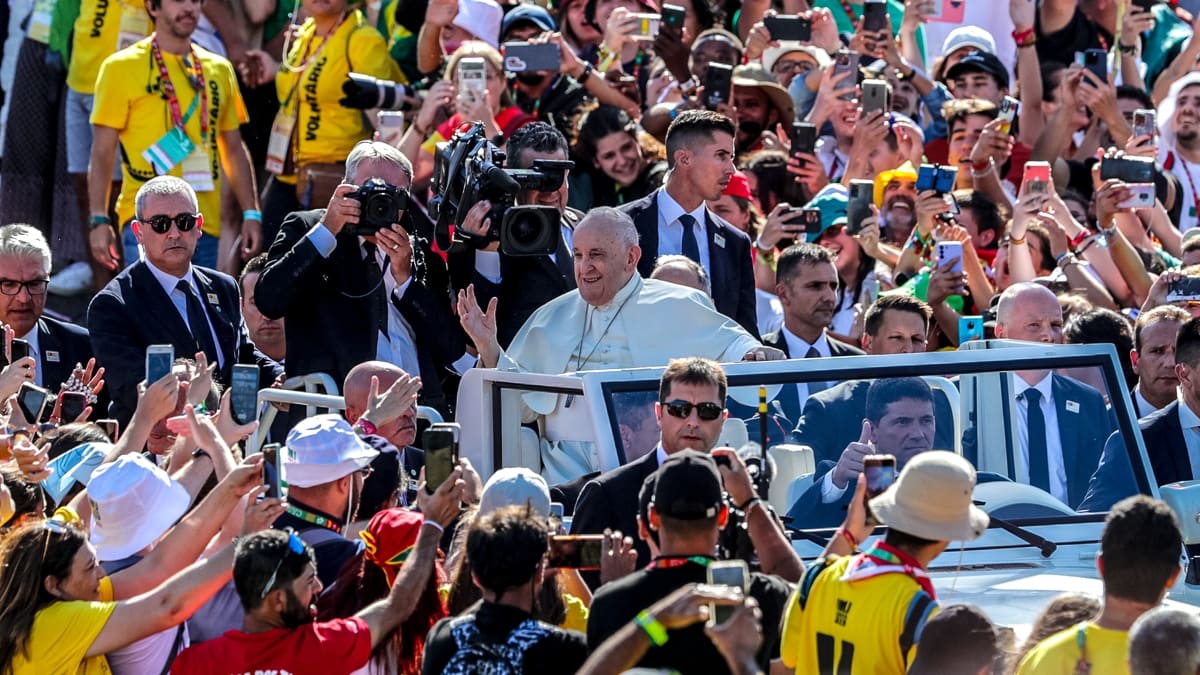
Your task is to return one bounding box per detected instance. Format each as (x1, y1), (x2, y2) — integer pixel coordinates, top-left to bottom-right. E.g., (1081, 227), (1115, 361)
(663, 399), (724, 421)
(359, 466), (375, 479)
(772, 60), (816, 76)
(260, 529), (306, 599)
(137, 212), (200, 234)
(0, 278), (49, 296)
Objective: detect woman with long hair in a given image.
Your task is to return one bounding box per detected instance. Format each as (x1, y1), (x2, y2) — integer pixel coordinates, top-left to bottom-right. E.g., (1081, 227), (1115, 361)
(570, 104), (667, 209)
(317, 508), (448, 675)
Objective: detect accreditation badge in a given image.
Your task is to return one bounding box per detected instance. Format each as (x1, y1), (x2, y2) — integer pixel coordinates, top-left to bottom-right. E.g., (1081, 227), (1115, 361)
(142, 126), (196, 175)
(181, 151), (215, 192)
(117, 9), (151, 50)
(265, 109), (297, 176)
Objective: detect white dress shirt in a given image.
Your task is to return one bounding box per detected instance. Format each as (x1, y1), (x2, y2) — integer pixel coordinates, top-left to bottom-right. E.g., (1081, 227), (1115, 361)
(473, 223), (576, 283)
(781, 326), (831, 403)
(656, 188), (711, 274)
(816, 135), (849, 181)
(362, 241), (422, 380)
(144, 259), (225, 367)
(1015, 372), (1069, 504)
(1134, 387), (1164, 420)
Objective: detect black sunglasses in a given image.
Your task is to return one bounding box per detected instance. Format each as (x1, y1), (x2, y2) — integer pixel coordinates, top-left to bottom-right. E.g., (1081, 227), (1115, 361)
(138, 212), (200, 234)
(663, 399), (724, 421)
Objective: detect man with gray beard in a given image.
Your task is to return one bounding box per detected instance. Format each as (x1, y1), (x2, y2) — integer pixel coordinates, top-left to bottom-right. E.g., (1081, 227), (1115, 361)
(1160, 72), (1200, 233)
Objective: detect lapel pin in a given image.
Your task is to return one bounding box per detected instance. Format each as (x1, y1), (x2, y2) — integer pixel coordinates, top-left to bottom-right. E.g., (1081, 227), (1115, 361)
(206, 293), (219, 305)
(1065, 400), (1080, 413)
(713, 232), (726, 248)
(45, 351), (59, 362)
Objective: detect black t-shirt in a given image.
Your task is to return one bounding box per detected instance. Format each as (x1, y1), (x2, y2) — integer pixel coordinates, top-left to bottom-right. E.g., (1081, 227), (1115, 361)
(1035, 5), (1109, 68)
(422, 601), (588, 675)
(587, 560), (793, 675)
(273, 501), (359, 588)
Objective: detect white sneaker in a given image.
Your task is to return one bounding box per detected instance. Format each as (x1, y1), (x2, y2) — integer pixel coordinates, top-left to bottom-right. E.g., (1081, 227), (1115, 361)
(48, 261), (94, 296)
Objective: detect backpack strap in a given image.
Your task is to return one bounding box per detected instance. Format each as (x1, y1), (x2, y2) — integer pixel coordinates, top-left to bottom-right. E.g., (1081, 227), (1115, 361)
(796, 557), (834, 611)
(898, 590), (936, 667)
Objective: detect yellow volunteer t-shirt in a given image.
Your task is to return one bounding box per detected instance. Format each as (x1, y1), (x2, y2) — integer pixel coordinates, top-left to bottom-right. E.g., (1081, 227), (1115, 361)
(11, 599), (117, 674)
(780, 555), (939, 674)
(275, 11), (401, 177)
(91, 39), (248, 237)
(1016, 622), (1130, 675)
(68, 0), (151, 94)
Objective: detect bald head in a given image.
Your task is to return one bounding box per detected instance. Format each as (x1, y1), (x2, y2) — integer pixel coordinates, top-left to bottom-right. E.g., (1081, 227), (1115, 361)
(344, 361), (410, 420)
(651, 255), (711, 296)
(995, 282), (1064, 344)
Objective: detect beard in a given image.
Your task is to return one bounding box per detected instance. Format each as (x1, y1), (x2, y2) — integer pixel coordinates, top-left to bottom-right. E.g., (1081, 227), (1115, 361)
(1179, 124), (1200, 146)
(738, 120), (765, 147)
(281, 588), (316, 628)
(516, 71), (550, 86)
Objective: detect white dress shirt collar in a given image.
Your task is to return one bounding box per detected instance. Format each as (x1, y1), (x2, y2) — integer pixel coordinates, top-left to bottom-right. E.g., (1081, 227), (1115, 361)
(1178, 389), (1200, 430)
(658, 187), (708, 230)
(780, 326), (829, 359)
(1017, 371), (1055, 402)
(144, 258), (197, 297)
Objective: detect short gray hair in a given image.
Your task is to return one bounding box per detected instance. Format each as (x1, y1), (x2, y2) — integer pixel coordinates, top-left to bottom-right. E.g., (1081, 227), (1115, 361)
(651, 254), (711, 296)
(0, 224), (51, 273)
(1129, 607), (1200, 675)
(134, 176), (199, 219)
(576, 207), (639, 250)
(345, 140), (413, 185)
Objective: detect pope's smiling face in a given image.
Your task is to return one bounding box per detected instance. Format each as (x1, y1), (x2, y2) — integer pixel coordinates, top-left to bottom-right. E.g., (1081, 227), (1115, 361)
(572, 219), (641, 308)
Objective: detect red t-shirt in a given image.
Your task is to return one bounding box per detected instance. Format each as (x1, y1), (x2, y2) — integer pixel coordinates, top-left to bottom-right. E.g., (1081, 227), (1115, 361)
(171, 617), (372, 675)
(923, 138), (1032, 191)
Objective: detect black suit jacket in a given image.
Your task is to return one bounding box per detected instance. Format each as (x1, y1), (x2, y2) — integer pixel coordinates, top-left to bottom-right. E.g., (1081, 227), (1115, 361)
(961, 373), (1113, 508)
(88, 261), (280, 425)
(36, 316), (110, 420)
(570, 450), (658, 568)
(1080, 401), (1190, 512)
(732, 330), (864, 428)
(448, 210), (578, 348)
(620, 190), (758, 338)
(255, 209), (462, 414)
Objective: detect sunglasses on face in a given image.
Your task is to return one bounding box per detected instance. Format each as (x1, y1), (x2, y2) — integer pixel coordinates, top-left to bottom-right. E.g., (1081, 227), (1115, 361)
(138, 212), (200, 234)
(663, 399), (724, 421)
(260, 529), (307, 599)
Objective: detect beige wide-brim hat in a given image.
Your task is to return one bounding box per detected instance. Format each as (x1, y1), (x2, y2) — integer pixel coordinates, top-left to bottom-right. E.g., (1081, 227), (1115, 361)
(732, 64), (796, 125)
(869, 451), (989, 542)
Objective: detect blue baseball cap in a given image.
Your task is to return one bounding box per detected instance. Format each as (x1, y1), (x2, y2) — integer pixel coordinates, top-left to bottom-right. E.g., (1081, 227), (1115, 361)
(502, 4), (557, 37)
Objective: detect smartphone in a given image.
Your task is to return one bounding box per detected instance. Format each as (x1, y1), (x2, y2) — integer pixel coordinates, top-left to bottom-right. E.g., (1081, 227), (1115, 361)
(548, 534), (604, 569)
(1133, 109), (1157, 140)
(262, 442), (284, 500)
(422, 424), (459, 494)
(9, 339), (29, 364)
(1080, 48), (1107, 84)
(702, 62), (734, 110)
(662, 3), (686, 28)
(860, 277), (881, 308)
(98, 418), (120, 441)
(862, 0), (888, 33)
(1167, 277), (1200, 303)
(1023, 161), (1052, 195)
(145, 344), (175, 384)
(502, 42), (562, 72)
(933, 166), (958, 194)
(764, 14), (812, 42)
(376, 110), (404, 128)
(860, 78), (892, 116)
(937, 241), (964, 274)
(846, 180), (875, 235)
(1100, 156), (1156, 183)
(998, 96), (1019, 136)
(959, 315), (984, 342)
(706, 560), (749, 627)
(790, 121), (817, 155)
(916, 163), (938, 192)
(58, 391), (87, 422)
(550, 501), (565, 520)
(631, 13), (661, 40)
(1118, 183), (1157, 210)
(863, 453), (896, 526)
(938, 192), (961, 222)
(457, 57), (488, 103)
(230, 364), (259, 426)
(17, 382), (50, 424)
(833, 50), (861, 93)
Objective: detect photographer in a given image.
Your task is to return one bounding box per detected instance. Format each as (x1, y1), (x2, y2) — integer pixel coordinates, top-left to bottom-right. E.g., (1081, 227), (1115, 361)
(450, 123), (583, 347)
(255, 141), (462, 414)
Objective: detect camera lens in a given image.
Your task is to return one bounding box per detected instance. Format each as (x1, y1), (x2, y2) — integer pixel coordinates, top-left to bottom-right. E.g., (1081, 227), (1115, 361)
(508, 215), (542, 246)
(366, 194), (392, 223)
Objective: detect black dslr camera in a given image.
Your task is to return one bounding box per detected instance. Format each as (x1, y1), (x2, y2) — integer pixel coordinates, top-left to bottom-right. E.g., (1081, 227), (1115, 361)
(430, 122), (573, 256)
(346, 179), (408, 236)
(340, 72), (419, 111)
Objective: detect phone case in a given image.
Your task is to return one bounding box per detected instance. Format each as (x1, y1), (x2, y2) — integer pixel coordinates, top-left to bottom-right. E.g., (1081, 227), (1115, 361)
(502, 42), (562, 72)
(833, 51), (860, 92)
(862, 1), (888, 32)
(764, 15), (811, 42)
(791, 122), (817, 154)
(916, 164), (938, 192)
(703, 63), (734, 109)
(861, 79), (891, 115)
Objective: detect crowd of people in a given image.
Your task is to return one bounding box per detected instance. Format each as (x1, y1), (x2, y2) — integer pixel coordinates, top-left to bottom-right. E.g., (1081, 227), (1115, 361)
(0, 0), (1200, 671)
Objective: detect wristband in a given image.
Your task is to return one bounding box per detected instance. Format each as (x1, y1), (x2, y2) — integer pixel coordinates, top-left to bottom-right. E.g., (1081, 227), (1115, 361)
(242, 209), (262, 222)
(577, 63), (594, 82)
(1118, 43), (1138, 55)
(1009, 234), (1027, 245)
(635, 610), (670, 646)
(1012, 27), (1036, 48)
(354, 418), (378, 436)
(422, 520), (445, 533)
(738, 496), (763, 512)
(89, 214), (113, 229)
(970, 159), (991, 172)
(836, 527), (859, 549)
(1055, 251), (1072, 266)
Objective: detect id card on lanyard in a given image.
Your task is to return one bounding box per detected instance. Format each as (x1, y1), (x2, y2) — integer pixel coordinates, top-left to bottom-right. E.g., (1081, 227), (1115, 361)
(265, 102), (297, 175)
(141, 38), (210, 184)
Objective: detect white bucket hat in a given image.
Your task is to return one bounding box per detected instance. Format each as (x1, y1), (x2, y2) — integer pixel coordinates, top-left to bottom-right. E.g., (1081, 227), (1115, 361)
(89, 454), (192, 561)
(283, 414), (379, 488)
(479, 468), (551, 519)
(869, 451), (989, 542)
(452, 0), (503, 48)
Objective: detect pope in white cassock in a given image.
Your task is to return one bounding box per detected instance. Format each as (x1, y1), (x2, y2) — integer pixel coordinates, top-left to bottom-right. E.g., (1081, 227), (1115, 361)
(458, 207), (784, 481)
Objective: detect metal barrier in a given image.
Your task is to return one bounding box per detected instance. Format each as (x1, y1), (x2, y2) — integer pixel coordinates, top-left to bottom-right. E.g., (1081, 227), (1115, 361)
(246, 374), (444, 455)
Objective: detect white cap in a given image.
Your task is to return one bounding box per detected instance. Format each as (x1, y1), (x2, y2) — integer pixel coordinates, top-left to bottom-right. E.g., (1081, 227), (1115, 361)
(478, 468), (551, 519)
(89, 454), (191, 561)
(283, 414), (379, 488)
(452, 0), (503, 49)
(941, 26), (996, 58)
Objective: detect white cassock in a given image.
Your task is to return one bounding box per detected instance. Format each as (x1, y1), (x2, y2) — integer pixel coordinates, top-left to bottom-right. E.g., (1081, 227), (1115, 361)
(495, 274), (762, 481)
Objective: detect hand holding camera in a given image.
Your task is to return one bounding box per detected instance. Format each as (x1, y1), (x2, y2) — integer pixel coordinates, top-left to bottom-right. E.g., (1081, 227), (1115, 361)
(970, 118), (1014, 168)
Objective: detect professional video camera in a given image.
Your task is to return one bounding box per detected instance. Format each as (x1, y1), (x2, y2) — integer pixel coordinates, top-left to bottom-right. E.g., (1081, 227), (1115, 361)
(429, 122), (573, 257)
(340, 72), (420, 111)
(346, 179), (408, 236)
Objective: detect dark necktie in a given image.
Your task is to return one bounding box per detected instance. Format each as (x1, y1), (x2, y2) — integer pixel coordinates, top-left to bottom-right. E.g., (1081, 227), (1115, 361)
(362, 242), (388, 336)
(804, 346), (828, 394)
(554, 228), (574, 283)
(1023, 388), (1051, 492)
(176, 279), (219, 366)
(679, 214), (700, 264)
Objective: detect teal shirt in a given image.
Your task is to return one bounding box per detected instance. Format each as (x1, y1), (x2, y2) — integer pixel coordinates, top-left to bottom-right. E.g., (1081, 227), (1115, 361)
(814, 0), (926, 59)
(1143, 4), (1191, 90)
